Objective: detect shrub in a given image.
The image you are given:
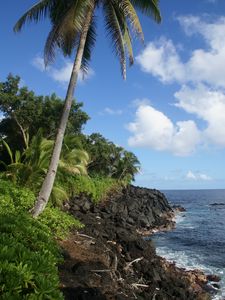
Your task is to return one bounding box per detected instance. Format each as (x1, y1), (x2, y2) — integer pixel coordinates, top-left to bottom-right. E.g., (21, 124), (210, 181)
(0, 179), (83, 299)
(68, 175), (123, 204)
(0, 212), (64, 299)
(0, 179), (82, 237)
(40, 206), (83, 239)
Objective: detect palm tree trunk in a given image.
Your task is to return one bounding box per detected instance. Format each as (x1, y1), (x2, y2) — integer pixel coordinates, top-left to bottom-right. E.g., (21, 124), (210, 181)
(31, 7), (94, 218)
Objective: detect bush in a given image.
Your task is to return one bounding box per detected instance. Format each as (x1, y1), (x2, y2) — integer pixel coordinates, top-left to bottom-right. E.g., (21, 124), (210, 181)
(0, 179), (82, 237)
(40, 206), (83, 239)
(67, 175), (122, 204)
(0, 179), (83, 299)
(0, 212), (64, 299)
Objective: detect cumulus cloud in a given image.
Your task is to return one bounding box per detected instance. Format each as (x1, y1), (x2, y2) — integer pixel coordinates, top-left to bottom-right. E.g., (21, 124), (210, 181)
(186, 170), (212, 180)
(175, 84), (225, 146)
(127, 102), (201, 156)
(136, 39), (185, 83)
(32, 55), (94, 85)
(137, 17), (225, 88)
(132, 16), (225, 154)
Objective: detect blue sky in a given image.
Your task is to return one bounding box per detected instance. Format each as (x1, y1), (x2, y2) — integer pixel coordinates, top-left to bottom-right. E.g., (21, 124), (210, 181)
(1, 0), (225, 190)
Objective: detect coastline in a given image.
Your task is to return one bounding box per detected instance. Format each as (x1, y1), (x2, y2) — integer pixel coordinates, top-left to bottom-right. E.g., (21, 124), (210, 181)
(151, 207), (222, 300)
(59, 185), (213, 299)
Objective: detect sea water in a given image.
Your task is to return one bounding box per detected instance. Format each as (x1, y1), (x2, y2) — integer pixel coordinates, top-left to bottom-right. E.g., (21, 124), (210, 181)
(151, 189), (225, 300)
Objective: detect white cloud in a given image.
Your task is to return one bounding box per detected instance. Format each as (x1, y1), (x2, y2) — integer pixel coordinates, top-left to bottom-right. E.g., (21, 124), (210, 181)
(136, 38), (185, 83)
(101, 107), (123, 116)
(133, 16), (225, 154)
(178, 16), (225, 88)
(50, 61), (73, 83)
(131, 98), (151, 107)
(32, 56), (46, 72)
(136, 17), (225, 88)
(175, 84), (225, 146)
(186, 170), (212, 181)
(186, 171), (197, 180)
(32, 56), (94, 85)
(127, 102), (201, 156)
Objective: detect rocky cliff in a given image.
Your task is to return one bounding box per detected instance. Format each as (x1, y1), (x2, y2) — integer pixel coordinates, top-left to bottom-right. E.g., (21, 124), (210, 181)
(60, 185), (211, 300)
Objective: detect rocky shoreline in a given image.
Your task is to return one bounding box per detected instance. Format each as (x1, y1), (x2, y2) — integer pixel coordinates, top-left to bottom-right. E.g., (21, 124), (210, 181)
(59, 185), (216, 299)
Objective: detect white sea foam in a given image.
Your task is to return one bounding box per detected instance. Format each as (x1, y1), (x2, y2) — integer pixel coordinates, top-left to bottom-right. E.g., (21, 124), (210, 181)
(156, 247), (225, 299)
(174, 213), (185, 224)
(174, 213), (195, 229)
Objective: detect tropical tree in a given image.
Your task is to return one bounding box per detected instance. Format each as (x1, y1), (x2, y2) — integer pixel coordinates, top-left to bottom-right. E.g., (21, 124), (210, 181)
(81, 133), (140, 180)
(0, 132), (89, 206)
(14, 0), (161, 217)
(0, 74), (89, 153)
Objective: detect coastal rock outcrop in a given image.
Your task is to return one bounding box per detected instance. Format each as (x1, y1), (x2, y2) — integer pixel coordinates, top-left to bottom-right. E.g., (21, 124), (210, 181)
(60, 185), (211, 300)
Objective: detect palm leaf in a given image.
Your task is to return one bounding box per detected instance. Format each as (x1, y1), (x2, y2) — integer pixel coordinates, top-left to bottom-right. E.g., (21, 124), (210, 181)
(130, 0), (161, 23)
(80, 16), (97, 75)
(14, 0), (54, 32)
(2, 140), (13, 164)
(44, 1), (81, 64)
(51, 184), (69, 207)
(15, 150), (21, 164)
(103, 1), (126, 79)
(118, 0), (144, 42)
(124, 24), (134, 65)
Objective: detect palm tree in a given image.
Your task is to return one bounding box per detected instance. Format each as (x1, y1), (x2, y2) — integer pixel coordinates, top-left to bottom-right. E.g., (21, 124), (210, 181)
(14, 0), (161, 217)
(1, 133), (89, 206)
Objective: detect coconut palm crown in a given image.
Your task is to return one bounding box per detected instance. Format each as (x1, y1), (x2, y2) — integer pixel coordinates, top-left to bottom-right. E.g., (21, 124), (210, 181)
(14, 0), (161, 217)
(14, 0), (161, 79)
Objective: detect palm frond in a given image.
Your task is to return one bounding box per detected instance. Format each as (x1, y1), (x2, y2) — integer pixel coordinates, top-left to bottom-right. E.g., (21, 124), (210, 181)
(2, 140), (13, 164)
(15, 150), (21, 164)
(44, 2), (79, 64)
(118, 0), (144, 42)
(124, 25), (134, 65)
(14, 0), (54, 32)
(130, 0), (161, 23)
(103, 1), (126, 79)
(80, 16), (97, 75)
(45, 0), (93, 64)
(50, 184), (69, 207)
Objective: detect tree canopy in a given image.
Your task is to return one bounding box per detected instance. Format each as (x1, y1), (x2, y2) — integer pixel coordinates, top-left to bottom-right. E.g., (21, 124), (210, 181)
(81, 133), (140, 182)
(0, 74), (89, 151)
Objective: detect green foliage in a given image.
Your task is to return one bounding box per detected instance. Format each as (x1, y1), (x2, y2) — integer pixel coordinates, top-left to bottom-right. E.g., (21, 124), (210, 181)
(1, 132), (90, 207)
(0, 74), (89, 153)
(0, 179), (82, 238)
(69, 175), (122, 204)
(40, 206), (83, 239)
(0, 179), (35, 213)
(82, 133), (140, 182)
(0, 212), (64, 299)
(0, 179), (83, 298)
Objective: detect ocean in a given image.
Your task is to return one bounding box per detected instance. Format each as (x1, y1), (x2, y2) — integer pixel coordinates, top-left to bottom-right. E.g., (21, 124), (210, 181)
(151, 189), (225, 300)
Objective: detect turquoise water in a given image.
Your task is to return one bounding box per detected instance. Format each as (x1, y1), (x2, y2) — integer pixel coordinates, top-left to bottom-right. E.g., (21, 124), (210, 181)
(152, 189), (225, 300)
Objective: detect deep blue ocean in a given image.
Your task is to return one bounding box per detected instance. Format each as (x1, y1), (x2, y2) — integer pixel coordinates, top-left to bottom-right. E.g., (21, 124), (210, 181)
(151, 189), (225, 300)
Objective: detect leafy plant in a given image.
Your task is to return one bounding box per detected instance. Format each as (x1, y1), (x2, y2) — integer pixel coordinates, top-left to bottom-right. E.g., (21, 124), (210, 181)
(0, 179), (83, 298)
(83, 133), (140, 182)
(0, 212), (64, 299)
(67, 174), (122, 204)
(0, 74), (89, 152)
(1, 132), (90, 206)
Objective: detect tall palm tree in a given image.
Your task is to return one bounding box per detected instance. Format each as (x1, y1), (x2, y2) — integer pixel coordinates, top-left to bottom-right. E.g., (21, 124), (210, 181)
(14, 0), (161, 217)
